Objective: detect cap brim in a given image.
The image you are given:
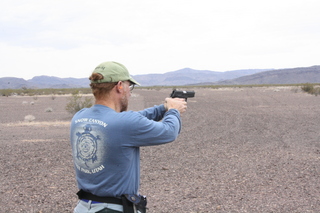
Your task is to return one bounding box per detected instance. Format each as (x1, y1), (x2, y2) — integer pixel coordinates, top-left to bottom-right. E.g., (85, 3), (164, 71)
(129, 77), (141, 86)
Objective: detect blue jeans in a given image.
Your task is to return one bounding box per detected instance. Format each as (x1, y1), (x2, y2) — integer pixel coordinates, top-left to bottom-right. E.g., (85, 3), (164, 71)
(74, 200), (123, 213)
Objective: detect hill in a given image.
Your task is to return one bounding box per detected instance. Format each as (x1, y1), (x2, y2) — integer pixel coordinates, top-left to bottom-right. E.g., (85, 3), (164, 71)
(0, 77), (35, 89)
(0, 76), (90, 89)
(0, 65), (319, 89)
(133, 68), (269, 86)
(216, 66), (320, 85)
(0, 68), (269, 89)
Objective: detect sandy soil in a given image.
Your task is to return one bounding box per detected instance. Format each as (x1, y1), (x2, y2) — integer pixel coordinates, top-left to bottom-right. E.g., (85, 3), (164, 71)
(1, 87), (320, 213)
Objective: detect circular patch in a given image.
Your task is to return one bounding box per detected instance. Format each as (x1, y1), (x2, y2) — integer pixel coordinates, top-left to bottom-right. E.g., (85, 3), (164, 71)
(76, 124), (99, 165)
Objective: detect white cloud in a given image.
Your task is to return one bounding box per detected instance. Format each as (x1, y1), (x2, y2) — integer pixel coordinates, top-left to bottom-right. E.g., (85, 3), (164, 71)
(0, 0), (319, 79)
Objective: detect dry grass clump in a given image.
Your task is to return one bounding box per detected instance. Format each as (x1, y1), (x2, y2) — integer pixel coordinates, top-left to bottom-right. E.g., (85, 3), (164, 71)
(45, 107), (53, 112)
(24, 114), (35, 122)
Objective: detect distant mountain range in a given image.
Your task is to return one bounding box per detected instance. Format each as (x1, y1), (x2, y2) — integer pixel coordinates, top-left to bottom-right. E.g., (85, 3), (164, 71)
(215, 65), (320, 85)
(134, 68), (271, 86)
(0, 65), (319, 89)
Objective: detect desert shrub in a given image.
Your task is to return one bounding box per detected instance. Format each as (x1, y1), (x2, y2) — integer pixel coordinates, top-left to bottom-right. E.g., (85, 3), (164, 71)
(301, 83), (314, 93)
(301, 83), (320, 96)
(24, 115), (35, 122)
(45, 107), (53, 112)
(65, 92), (93, 115)
(1, 89), (14, 97)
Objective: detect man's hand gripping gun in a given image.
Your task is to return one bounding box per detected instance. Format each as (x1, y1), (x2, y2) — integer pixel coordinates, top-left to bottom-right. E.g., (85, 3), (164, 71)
(170, 89), (195, 101)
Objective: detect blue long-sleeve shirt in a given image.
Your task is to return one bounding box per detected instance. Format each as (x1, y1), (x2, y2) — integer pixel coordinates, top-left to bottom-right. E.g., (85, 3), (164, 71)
(70, 104), (181, 197)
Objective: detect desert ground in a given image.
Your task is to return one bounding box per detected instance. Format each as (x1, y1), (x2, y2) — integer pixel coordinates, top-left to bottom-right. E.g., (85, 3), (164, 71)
(1, 87), (320, 213)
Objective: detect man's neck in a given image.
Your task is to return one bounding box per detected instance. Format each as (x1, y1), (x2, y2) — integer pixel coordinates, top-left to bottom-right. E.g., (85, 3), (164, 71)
(95, 99), (120, 112)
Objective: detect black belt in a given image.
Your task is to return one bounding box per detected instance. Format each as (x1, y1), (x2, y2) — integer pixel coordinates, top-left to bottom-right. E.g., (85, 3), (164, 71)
(77, 189), (123, 205)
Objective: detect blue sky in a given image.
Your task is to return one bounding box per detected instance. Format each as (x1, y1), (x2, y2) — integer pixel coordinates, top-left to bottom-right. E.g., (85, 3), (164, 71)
(0, 0), (319, 79)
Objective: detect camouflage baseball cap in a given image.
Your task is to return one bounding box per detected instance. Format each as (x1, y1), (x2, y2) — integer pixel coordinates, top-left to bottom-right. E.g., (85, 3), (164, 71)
(90, 61), (140, 85)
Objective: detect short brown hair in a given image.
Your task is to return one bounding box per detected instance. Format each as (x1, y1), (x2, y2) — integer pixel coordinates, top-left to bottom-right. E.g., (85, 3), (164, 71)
(89, 73), (116, 99)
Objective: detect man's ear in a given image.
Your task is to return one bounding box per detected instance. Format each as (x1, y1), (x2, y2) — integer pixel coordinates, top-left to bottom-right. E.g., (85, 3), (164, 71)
(116, 81), (123, 92)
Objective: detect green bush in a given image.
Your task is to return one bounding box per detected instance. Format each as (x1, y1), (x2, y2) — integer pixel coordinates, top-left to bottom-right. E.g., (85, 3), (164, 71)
(65, 93), (93, 115)
(301, 83), (314, 93)
(301, 83), (320, 96)
(1, 89), (14, 97)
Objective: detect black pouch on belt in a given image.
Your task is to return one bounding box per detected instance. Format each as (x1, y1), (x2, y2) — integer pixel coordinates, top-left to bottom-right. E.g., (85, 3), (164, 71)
(122, 194), (147, 213)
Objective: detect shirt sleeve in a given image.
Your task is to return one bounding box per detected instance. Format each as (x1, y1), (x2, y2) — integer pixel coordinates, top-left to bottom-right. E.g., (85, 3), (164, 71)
(122, 108), (181, 147)
(137, 104), (166, 121)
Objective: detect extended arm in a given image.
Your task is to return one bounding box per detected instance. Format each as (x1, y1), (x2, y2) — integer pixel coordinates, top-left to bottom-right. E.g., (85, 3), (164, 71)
(124, 108), (182, 147)
(138, 105), (166, 121)
(137, 97), (187, 121)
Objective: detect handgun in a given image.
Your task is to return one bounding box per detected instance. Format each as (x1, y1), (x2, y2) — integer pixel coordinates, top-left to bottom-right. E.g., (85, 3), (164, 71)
(170, 89), (195, 101)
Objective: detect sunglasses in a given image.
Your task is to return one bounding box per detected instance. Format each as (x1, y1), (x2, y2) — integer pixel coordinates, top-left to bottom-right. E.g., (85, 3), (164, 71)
(115, 81), (135, 91)
(129, 83), (135, 91)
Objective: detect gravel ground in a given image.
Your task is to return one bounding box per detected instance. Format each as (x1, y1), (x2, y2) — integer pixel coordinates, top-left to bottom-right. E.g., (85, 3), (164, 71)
(1, 87), (320, 213)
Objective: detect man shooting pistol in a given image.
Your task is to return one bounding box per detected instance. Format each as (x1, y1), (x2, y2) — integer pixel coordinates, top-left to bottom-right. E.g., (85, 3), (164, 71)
(170, 89), (195, 101)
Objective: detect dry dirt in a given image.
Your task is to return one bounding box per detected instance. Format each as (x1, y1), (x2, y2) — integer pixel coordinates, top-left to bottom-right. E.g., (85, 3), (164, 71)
(1, 87), (320, 213)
